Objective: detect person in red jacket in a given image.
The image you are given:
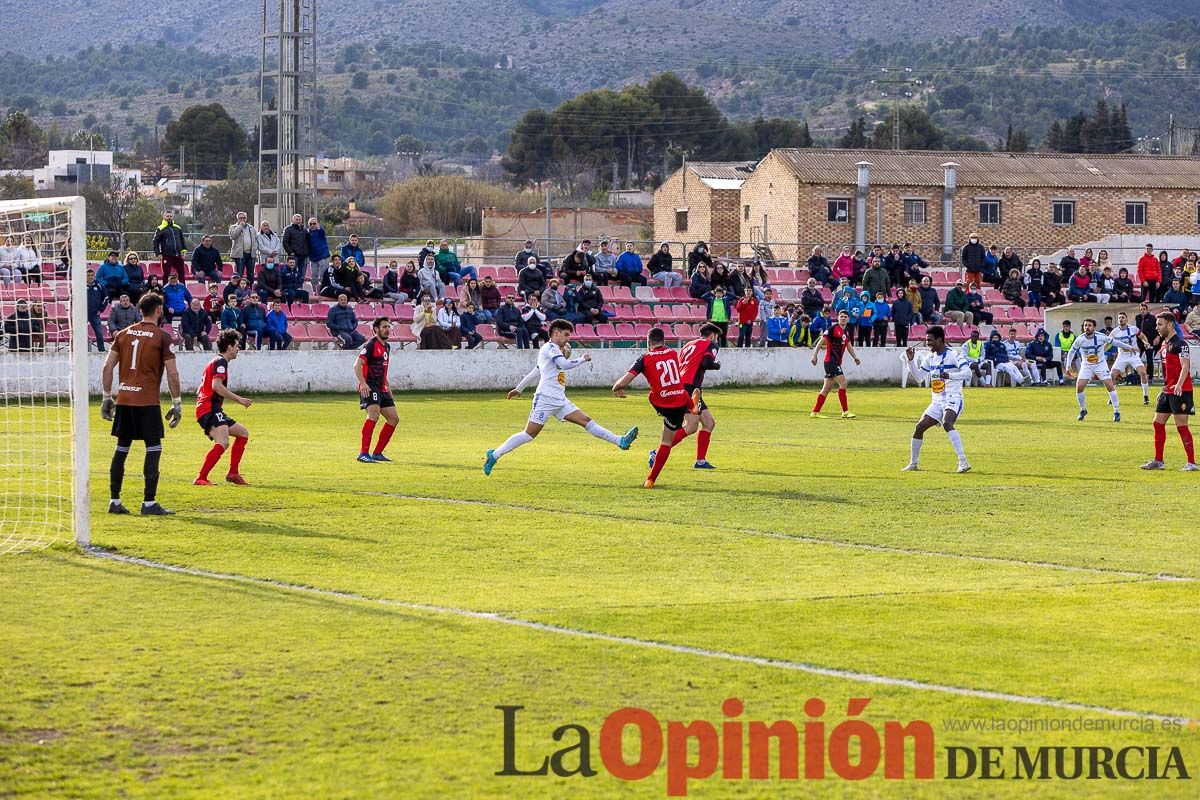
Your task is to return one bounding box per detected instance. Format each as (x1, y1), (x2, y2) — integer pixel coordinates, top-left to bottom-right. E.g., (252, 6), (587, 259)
(734, 287), (759, 348)
(1137, 243), (1162, 302)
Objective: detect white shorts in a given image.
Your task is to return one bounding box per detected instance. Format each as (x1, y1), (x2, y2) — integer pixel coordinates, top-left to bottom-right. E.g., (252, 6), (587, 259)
(528, 396), (579, 425)
(1112, 352), (1143, 373)
(922, 394), (964, 424)
(1077, 358), (1112, 382)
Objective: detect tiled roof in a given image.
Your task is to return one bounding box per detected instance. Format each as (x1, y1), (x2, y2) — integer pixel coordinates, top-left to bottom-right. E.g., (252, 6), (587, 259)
(687, 160), (757, 188)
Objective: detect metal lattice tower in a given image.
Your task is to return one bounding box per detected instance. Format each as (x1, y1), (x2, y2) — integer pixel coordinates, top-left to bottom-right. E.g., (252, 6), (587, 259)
(258, 0), (317, 228)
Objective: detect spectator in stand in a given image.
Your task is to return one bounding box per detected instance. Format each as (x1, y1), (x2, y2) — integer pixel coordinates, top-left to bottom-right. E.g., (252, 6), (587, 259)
(458, 301), (482, 349)
(1025, 328), (1058, 385)
(750, 261), (772, 302)
(593, 240), (618, 285)
(1185, 304), (1200, 338)
(224, 275), (251, 306)
(162, 273), (192, 325)
(765, 305), (791, 347)
(228, 211), (256, 280)
(326, 294), (365, 350)
(757, 287), (776, 345)
(1097, 266), (1117, 303)
(280, 256), (310, 306)
(703, 285), (732, 346)
(709, 261), (731, 294)
(647, 242), (682, 288)
(95, 251), (128, 299)
(861, 256), (890, 302)
(434, 239), (476, 287)
(850, 249), (869, 285)
(1163, 279), (1189, 316)
(281, 214), (310, 289)
(917, 276), (942, 324)
(1059, 248), (1080, 280)
(1002, 268), (1026, 309)
(435, 298), (463, 349)
(985, 330), (1025, 387)
(961, 234), (986, 289)
(152, 210), (188, 282)
(882, 244), (906, 292)
(854, 291), (874, 347)
(891, 289), (914, 347)
(339, 234), (366, 278)
(219, 295), (244, 345)
(461, 277), (484, 318)
(1079, 248), (1094, 271)
(515, 239), (538, 270)
(540, 278), (569, 322)
(614, 241), (646, 287)
(256, 220), (281, 268)
(1111, 267), (1135, 304)
(999, 246), (1022, 280)
(1042, 262), (1065, 307)
(799, 277), (824, 318)
(417, 239), (437, 268)
(1094, 249), (1113, 275)
(831, 246), (854, 285)
(400, 261), (422, 304)
(726, 261), (752, 300)
(904, 280), (922, 323)
(807, 245), (833, 289)
(411, 296), (444, 349)
(574, 276), (607, 325)
(85, 269), (108, 351)
(518, 256), (546, 299)
(417, 255), (443, 303)
(265, 300), (292, 351)
(1025, 259), (1044, 309)
(181, 297), (212, 352)
(521, 296), (548, 347)
(306, 218), (331, 292)
(1190, 267), (1200, 307)
(559, 250), (590, 285)
(317, 255), (341, 299)
(1156, 250), (1175, 301)
(144, 274), (165, 304)
(870, 292), (891, 346)
(243, 294), (268, 349)
(901, 243), (928, 282)
(478, 275), (502, 321)
(107, 293), (141, 335)
(3, 299), (41, 351)
(123, 252), (147, 302)
(689, 264), (712, 300)
(351, 271), (379, 302)
(788, 312), (814, 347)
(494, 294), (526, 348)
(190, 234), (223, 283)
(943, 279), (972, 325)
(13, 236), (40, 285)
(0, 235), (16, 285)
(688, 241), (714, 276)
(982, 244), (1003, 290)
(965, 283), (992, 326)
(380, 261), (407, 304)
(256, 255), (285, 304)
(1068, 264), (1100, 303)
(202, 282), (223, 322)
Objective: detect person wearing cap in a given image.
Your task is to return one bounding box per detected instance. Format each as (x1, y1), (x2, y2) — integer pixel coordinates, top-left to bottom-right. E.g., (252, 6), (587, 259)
(961, 234), (986, 288)
(435, 297), (462, 349)
(943, 280), (972, 325)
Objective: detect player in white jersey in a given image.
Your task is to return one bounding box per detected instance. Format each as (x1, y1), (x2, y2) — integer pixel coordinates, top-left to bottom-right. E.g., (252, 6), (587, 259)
(1109, 311), (1152, 405)
(1064, 318), (1138, 423)
(1002, 327), (1036, 385)
(901, 325), (974, 473)
(484, 319), (638, 474)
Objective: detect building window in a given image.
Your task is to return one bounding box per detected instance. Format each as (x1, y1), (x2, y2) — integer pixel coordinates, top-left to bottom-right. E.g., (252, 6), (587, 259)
(902, 199), (926, 226)
(978, 200), (1001, 226)
(675, 209), (688, 232)
(1052, 201), (1075, 226)
(826, 198), (849, 224)
(743, 204), (750, 222)
(1125, 201), (1147, 227)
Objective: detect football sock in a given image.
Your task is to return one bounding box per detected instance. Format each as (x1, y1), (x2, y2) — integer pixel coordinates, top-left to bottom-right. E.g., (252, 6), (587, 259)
(495, 431), (533, 458)
(1077, 392), (1087, 412)
(360, 419), (377, 454)
(1153, 421), (1167, 461)
(948, 430), (966, 464)
(1180, 426), (1195, 463)
(837, 388), (848, 412)
(648, 444), (672, 482)
(1108, 390), (1120, 412)
(1142, 381), (1150, 400)
(696, 430), (712, 461)
(909, 437), (923, 465)
(373, 424), (395, 455)
(584, 420), (621, 446)
(670, 427), (688, 447)
(812, 393), (827, 413)
(198, 443), (226, 480)
(143, 443), (162, 503)
(110, 442), (130, 500)
(229, 436), (247, 473)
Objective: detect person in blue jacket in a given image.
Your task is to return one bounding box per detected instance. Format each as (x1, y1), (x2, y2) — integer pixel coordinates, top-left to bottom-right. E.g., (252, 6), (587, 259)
(265, 300), (293, 350)
(853, 290), (874, 346)
(615, 241), (647, 287)
(809, 306), (832, 338)
(832, 285), (857, 317)
(306, 218), (332, 291)
(161, 273), (193, 325)
(1024, 328), (1059, 385)
(85, 268), (109, 351)
(339, 235), (366, 276)
(870, 292), (892, 346)
(765, 305), (791, 347)
(95, 251), (128, 300)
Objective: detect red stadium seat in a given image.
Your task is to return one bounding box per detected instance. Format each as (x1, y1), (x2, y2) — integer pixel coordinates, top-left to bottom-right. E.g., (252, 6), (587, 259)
(632, 324), (653, 338)
(614, 323), (637, 339)
(652, 305), (676, 321)
(594, 324), (618, 340)
(668, 287), (691, 302)
(477, 266), (499, 281)
(495, 267), (517, 283)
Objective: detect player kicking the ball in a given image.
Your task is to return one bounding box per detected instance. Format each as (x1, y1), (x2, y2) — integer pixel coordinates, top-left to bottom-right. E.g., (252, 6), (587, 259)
(901, 325), (974, 473)
(1110, 311), (1152, 405)
(612, 326), (697, 488)
(484, 319), (638, 475)
(1064, 318), (1137, 422)
(1141, 312), (1197, 471)
(194, 330), (254, 485)
(810, 309), (861, 418)
(356, 317), (398, 463)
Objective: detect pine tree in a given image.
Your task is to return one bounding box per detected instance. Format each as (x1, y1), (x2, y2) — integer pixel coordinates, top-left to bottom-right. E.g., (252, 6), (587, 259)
(1045, 120), (1064, 152)
(839, 116), (867, 148)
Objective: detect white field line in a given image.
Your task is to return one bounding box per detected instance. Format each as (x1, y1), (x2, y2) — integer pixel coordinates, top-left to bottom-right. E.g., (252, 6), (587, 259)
(366, 492), (1197, 583)
(86, 547), (1195, 725)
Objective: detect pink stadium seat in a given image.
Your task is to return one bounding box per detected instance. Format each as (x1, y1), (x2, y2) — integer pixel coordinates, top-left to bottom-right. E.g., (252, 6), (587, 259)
(632, 324), (653, 338)
(53, 282), (71, 300)
(651, 304), (676, 321)
(614, 323), (637, 339)
(767, 268), (788, 283)
(146, 261), (163, 278)
(477, 267), (499, 281)
(476, 324), (497, 341)
(668, 287), (691, 302)
(909, 324), (927, 341)
(795, 269), (810, 282)
(651, 287), (675, 302)
(633, 286), (656, 302)
(495, 267), (517, 283)
(983, 289), (1004, 304)
(600, 286), (627, 303)
(594, 324), (618, 340)
(674, 323), (699, 339)
(220, 263), (234, 280)
(394, 305), (414, 322)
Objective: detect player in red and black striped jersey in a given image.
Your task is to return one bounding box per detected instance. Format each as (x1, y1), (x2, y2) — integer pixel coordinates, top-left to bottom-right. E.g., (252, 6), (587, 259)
(810, 309), (861, 419)
(355, 317), (398, 463)
(193, 329), (254, 486)
(612, 326), (699, 488)
(666, 323), (723, 468)
(1142, 313), (1197, 471)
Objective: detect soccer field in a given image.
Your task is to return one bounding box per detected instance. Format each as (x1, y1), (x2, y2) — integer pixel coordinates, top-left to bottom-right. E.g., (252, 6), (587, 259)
(2, 385), (1198, 797)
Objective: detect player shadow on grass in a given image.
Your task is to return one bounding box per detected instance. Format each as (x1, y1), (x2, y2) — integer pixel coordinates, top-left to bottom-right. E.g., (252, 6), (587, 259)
(196, 516), (384, 544)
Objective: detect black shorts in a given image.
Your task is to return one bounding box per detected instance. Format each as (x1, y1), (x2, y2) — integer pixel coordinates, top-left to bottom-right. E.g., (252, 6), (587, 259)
(652, 403), (688, 431)
(197, 409), (236, 437)
(1156, 390), (1195, 416)
(360, 389), (395, 410)
(111, 405), (164, 442)
(685, 384), (707, 413)
(823, 361), (843, 378)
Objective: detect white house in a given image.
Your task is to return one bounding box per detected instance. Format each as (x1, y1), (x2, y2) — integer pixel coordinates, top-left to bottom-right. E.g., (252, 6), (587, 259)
(33, 150), (141, 191)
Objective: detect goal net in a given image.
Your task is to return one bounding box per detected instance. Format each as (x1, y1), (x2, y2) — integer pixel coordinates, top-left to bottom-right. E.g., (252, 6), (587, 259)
(0, 196), (88, 553)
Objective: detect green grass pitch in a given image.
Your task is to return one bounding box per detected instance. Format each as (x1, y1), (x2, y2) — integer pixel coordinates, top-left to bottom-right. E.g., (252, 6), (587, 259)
(1, 384), (1198, 798)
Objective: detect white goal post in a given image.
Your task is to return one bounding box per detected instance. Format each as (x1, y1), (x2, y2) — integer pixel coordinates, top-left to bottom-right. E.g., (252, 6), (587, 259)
(0, 196), (89, 553)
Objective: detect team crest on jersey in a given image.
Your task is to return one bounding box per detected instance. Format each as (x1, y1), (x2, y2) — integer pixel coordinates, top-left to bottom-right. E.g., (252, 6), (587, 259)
(930, 379), (946, 393)
(557, 371), (566, 386)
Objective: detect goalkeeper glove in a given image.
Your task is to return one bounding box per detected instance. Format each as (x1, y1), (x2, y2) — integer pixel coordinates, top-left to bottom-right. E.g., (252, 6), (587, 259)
(165, 398), (182, 429)
(100, 395), (115, 421)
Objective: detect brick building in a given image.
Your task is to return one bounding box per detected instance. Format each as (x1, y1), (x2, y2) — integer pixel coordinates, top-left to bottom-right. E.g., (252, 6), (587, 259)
(653, 161), (755, 257)
(737, 148), (1200, 264)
